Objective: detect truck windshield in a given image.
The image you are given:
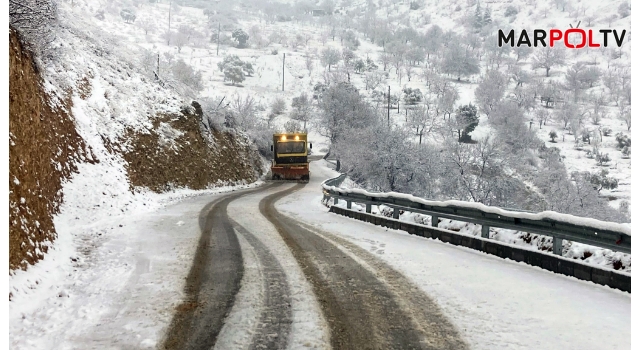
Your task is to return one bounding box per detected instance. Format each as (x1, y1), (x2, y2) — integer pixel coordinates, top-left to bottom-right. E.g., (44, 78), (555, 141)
(276, 141), (305, 154)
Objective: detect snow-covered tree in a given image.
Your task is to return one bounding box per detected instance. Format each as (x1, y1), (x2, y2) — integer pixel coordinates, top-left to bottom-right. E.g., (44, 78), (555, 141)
(618, 2), (630, 18)
(618, 106), (631, 131)
(290, 92), (313, 130)
(473, 2), (483, 31)
(407, 103), (437, 144)
(514, 46), (532, 62)
(535, 108), (551, 129)
(271, 97), (287, 115)
(532, 47), (566, 77)
(483, 6), (492, 25)
(316, 82), (376, 147)
(171, 59), (203, 92)
(403, 88), (423, 105)
(440, 42), (480, 81)
(475, 70), (507, 115)
(232, 28), (249, 48)
(137, 16), (156, 35)
(353, 59), (366, 73)
(284, 120), (304, 133)
(174, 32), (189, 52)
(454, 103), (479, 142)
(120, 9), (136, 23)
(341, 30), (360, 50)
(423, 25), (443, 61)
(321, 47), (341, 71)
(242, 62), (254, 76)
(9, 0), (58, 54)
(224, 66), (245, 85)
(364, 71), (386, 90)
(563, 62), (588, 102)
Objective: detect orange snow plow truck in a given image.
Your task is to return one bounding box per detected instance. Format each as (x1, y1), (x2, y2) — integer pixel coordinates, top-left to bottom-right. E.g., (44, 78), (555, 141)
(270, 133), (312, 181)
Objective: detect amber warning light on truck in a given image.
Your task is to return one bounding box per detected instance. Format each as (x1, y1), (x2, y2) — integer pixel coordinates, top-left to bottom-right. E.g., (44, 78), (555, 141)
(498, 28), (627, 49)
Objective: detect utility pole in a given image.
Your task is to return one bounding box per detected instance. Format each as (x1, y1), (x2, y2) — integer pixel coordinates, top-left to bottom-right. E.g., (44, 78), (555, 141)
(387, 85), (390, 127)
(167, 0), (172, 45)
(216, 23), (220, 56)
(282, 53), (285, 91)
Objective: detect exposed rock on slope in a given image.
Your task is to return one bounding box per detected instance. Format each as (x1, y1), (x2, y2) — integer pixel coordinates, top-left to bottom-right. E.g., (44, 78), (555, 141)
(9, 22), (264, 274)
(121, 102), (263, 192)
(9, 27), (93, 271)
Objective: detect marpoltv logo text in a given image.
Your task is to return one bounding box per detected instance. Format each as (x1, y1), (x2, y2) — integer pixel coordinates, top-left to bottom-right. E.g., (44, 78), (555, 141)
(498, 28), (627, 48)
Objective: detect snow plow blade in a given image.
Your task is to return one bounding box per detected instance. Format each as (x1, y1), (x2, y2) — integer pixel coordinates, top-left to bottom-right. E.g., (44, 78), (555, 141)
(271, 165), (310, 181)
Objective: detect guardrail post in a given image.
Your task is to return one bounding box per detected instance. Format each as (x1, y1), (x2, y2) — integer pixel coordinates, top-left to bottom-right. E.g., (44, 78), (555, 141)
(431, 215), (439, 227)
(334, 197), (339, 205)
(553, 237), (563, 255)
(393, 207), (399, 219)
(366, 204), (372, 213)
(347, 200), (352, 209)
(481, 225), (490, 238)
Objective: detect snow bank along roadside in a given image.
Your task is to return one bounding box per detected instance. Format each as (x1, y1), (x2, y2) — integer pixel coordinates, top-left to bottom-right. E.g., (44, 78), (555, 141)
(329, 205), (630, 292)
(322, 166), (630, 273)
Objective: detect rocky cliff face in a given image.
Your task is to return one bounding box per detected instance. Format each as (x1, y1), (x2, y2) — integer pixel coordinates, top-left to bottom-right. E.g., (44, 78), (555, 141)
(9, 27), (91, 271)
(9, 26), (264, 274)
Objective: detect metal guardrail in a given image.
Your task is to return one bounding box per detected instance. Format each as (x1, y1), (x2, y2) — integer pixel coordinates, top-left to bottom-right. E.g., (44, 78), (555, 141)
(321, 174), (631, 255)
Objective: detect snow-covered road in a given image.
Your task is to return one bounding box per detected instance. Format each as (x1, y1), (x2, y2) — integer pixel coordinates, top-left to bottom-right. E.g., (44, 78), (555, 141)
(10, 160), (630, 350)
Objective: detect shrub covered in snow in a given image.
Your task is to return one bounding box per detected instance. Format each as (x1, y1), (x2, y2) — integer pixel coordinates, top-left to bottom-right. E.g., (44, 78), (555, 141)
(615, 133), (631, 148)
(232, 28), (249, 48)
(505, 5), (518, 17)
(270, 97), (287, 115)
(402, 88), (423, 105)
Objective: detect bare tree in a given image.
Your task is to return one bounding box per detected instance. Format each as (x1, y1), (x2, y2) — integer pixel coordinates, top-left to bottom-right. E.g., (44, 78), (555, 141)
(364, 71), (386, 90)
(407, 102), (437, 144)
(404, 65), (414, 82)
(440, 42), (480, 81)
(290, 92), (313, 130)
(563, 62), (587, 103)
(475, 70), (508, 116)
(534, 107), (550, 129)
(9, 0), (58, 55)
(618, 105), (631, 131)
(174, 32), (189, 52)
(137, 16), (156, 36)
(229, 93), (257, 129)
(305, 53), (315, 76)
(178, 24), (196, 41)
(377, 51), (391, 71)
(321, 47), (341, 71)
(532, 47), (566, 77)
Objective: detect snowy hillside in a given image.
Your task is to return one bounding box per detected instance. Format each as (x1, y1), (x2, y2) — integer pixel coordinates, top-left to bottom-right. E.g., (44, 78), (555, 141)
(61, 0), (631, 214)
(10, 0), (631, 294)
(10, 0), (264, 298)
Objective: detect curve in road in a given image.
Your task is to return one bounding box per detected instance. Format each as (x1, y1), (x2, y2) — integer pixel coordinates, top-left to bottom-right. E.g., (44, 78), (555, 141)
(163, 180), (467, 350)
(260, 184), (468, 350)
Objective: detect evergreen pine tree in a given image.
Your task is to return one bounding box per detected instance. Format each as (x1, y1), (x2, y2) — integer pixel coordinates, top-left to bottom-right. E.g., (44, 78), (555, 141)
(474, 2), (483, 30)
(455, 103), (479, 142)
(483, 6), (492, 26)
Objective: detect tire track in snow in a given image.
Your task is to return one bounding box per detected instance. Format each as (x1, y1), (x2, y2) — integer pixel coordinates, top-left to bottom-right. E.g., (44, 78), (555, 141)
(227, 183), (331, 350)
(228, 218), (292, 349)
(262, 183), (468, 350)
(162, 185), (275, 350)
